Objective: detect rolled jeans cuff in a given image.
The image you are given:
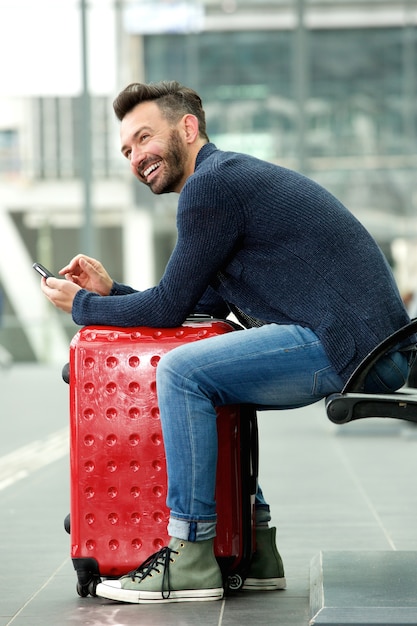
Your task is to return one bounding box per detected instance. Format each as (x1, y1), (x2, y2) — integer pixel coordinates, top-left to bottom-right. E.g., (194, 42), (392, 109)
(168, 516), (217, 542)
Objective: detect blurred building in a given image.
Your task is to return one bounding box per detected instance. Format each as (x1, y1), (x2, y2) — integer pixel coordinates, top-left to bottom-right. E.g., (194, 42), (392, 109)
(0, 0), (416, 361)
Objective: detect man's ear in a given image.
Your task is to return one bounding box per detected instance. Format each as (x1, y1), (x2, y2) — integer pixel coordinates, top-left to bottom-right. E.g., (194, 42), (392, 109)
(182, 114), (200, 143)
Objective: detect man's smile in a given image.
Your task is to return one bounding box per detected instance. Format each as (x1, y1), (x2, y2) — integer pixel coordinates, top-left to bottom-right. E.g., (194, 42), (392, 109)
(143, 161), (162, 180)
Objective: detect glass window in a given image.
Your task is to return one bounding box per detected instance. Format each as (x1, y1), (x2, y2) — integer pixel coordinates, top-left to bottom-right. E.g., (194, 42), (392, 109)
(143, 26), (416, 162)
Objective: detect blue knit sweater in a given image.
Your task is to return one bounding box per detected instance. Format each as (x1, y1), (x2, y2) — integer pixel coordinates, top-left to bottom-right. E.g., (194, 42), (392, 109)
(72, 143), (410, 382)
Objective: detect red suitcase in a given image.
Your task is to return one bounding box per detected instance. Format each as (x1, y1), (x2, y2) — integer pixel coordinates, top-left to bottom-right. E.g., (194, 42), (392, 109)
(66, 317), (258, 597)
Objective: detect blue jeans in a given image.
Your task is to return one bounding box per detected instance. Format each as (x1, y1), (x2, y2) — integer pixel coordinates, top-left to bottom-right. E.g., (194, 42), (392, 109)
(156, 324), (408, 542)
(363, 349), (410, 393)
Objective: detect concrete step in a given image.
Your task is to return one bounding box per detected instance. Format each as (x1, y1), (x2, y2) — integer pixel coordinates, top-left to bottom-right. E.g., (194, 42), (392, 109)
(310, 551), (417, 625)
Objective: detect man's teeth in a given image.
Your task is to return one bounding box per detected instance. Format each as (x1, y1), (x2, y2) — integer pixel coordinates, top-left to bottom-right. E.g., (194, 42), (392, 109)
(143, 162), (161, 178)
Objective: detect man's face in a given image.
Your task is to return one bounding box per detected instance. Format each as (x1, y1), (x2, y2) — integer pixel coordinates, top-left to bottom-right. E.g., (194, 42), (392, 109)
(120, 100), (189, 194)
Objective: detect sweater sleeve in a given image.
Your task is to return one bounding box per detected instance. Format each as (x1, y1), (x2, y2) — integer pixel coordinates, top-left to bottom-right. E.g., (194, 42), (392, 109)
(71, 179), (242, 327)
(109, 281), (137, 296)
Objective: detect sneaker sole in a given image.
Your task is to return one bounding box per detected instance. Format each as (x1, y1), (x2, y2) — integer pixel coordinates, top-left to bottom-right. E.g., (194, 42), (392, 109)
(242, 576), (287, 591)
(96, 583), (224, 604)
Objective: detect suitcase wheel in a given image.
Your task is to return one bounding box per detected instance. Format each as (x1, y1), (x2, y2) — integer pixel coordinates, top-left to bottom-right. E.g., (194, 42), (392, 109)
(76, 576), (99, 598)
(62, 362), (70, 384)
(73, 557), (101, 598)
(226, 573), (244, 592)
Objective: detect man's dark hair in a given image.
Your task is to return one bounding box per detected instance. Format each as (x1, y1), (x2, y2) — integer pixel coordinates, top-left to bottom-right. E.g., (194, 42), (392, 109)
(113, 80), (209, 142)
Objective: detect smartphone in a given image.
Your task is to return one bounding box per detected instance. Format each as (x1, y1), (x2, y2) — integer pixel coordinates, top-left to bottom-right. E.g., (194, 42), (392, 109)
(32, 262), (55, 279)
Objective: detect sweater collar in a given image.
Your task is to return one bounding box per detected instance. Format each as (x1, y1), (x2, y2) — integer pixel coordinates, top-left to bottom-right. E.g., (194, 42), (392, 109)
(195, 142), (217, 170)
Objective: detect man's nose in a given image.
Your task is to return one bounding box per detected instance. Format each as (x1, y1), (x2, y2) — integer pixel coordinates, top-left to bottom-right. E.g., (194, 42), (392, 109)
(130, 146), (145, 172)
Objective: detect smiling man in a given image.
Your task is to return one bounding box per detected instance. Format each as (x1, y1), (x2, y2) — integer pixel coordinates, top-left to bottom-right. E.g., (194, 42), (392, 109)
(39, 80), (413, 605)
(119, 92), (206, 194)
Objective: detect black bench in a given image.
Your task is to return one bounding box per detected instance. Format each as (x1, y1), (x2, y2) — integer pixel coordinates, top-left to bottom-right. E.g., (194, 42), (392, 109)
(326, 319), (417, 426)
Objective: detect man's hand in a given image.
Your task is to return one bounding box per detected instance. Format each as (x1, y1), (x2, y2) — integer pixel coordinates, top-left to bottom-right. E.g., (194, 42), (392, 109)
(59, 254), (113, 296)
(40, 277), (82, 314)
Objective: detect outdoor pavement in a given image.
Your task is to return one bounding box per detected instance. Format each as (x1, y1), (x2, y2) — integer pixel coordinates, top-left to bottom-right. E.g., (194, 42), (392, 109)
(1, 363), (417, 625)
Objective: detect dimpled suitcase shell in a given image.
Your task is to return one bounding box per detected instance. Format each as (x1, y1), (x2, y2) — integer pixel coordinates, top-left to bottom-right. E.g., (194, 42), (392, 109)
(69, 319), (256, 592)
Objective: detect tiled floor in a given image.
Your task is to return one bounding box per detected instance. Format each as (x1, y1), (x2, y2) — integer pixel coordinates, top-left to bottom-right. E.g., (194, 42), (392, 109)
(1, 364), (417, 625)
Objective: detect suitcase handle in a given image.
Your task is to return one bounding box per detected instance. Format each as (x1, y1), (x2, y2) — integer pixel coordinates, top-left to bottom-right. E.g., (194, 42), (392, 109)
(249, 410), (259, 495)
(239, 407), (259, 496)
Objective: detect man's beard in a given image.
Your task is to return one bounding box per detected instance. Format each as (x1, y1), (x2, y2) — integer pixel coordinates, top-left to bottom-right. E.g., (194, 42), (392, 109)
(147, 129), (187, 195)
